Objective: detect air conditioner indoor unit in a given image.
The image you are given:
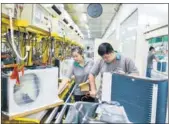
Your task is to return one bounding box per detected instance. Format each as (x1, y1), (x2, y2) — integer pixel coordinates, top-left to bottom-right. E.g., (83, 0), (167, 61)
(19, 4), (51, 32)
(1, 67), (63, 120)
(41, 4), (64, 18)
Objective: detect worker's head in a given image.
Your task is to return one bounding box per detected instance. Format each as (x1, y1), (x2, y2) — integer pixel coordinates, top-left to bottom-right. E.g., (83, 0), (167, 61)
(149, 46), (155, 53)
(98, 43), (115, 63)
(71, 47), (84, 63)
(87, 46), (90, 50)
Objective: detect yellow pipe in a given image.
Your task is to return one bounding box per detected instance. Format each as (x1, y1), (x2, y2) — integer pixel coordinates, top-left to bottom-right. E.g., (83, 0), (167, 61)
(27, 41), (33, 66)
(14, 117), (40, 123)
(42, 40), (49, 64)
(2, 16), (49, 35)
(20, 35), (25, 65)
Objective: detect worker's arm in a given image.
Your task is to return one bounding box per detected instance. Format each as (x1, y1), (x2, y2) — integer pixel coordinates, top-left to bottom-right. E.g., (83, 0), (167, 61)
(153, 54), (159, 62)
(58, 63), (74, 94)
(88, 60), (101, 97)
(155, 57), (159, 62)
(88, 74), (97, 97)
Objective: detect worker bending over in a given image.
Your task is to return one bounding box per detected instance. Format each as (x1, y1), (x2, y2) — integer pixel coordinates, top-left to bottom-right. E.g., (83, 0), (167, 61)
(59, 47), (95, 102)
(89, 43), (139, 98)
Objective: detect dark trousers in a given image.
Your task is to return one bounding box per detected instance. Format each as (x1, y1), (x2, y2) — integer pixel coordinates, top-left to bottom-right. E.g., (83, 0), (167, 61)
(74, 95), (95, 102)
(146, 68), (152, 78)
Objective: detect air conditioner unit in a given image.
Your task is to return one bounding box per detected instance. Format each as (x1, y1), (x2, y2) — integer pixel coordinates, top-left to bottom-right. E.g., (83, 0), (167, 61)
(1, 67), (63, 120)
(102, 73), (168, 123)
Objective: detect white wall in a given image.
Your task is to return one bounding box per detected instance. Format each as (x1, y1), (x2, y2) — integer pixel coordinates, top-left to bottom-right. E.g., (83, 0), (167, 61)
(94, 38), (105, 61)
(144, 25), (168, 40)
(103, 4), (168, 76)
(107, 30), (120, 51)
(82, 39), (94, 49)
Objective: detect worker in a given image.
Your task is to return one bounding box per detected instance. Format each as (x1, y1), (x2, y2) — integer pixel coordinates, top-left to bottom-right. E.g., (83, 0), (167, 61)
(88, 42), (139, 98)
(58, 46), (95, 102)
(85, 46), (93, 60)
(146, 46), (159, 78)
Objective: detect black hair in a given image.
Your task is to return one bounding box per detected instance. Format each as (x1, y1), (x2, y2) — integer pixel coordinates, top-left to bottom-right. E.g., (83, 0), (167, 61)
(149, 46), (155, 51)
(98, 43), (114, 56)
(71, 46), (84, 55)
(87, 46), (90, 50)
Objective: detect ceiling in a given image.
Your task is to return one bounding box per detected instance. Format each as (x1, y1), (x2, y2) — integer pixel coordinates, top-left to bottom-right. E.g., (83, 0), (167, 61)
(64, 4), (121, 40)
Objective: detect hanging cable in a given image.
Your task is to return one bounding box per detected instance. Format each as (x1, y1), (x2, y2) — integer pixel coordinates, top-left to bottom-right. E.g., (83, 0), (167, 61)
(41, 38), (49, 54)
(8, 8), (30, 61)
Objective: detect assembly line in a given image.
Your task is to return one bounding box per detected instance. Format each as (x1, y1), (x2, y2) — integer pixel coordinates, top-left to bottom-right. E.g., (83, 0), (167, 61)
(1, 3), (168, 123)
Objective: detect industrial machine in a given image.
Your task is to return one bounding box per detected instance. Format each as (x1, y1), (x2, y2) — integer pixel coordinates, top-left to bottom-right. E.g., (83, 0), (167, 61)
(1, 3), (83, 66)
(1, 3), (83, 124)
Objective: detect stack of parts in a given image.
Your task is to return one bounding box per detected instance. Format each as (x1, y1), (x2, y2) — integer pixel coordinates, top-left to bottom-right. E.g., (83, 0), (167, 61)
(95, 104), (131, 123)
(64, 102), (131, 123)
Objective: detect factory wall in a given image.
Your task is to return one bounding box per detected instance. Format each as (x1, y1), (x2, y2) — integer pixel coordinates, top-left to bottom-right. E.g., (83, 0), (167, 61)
(82, 39), (95, 50)
(102, 4), (168, 76)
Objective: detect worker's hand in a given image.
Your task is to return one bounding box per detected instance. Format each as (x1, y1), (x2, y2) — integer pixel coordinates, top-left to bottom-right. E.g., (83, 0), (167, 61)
(117, 70), (125, 74)
(89, 90), (97, 98)
(84, 91), (90, 96)
(71, 76), (75, 80)
(114, 68), (125, 74)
